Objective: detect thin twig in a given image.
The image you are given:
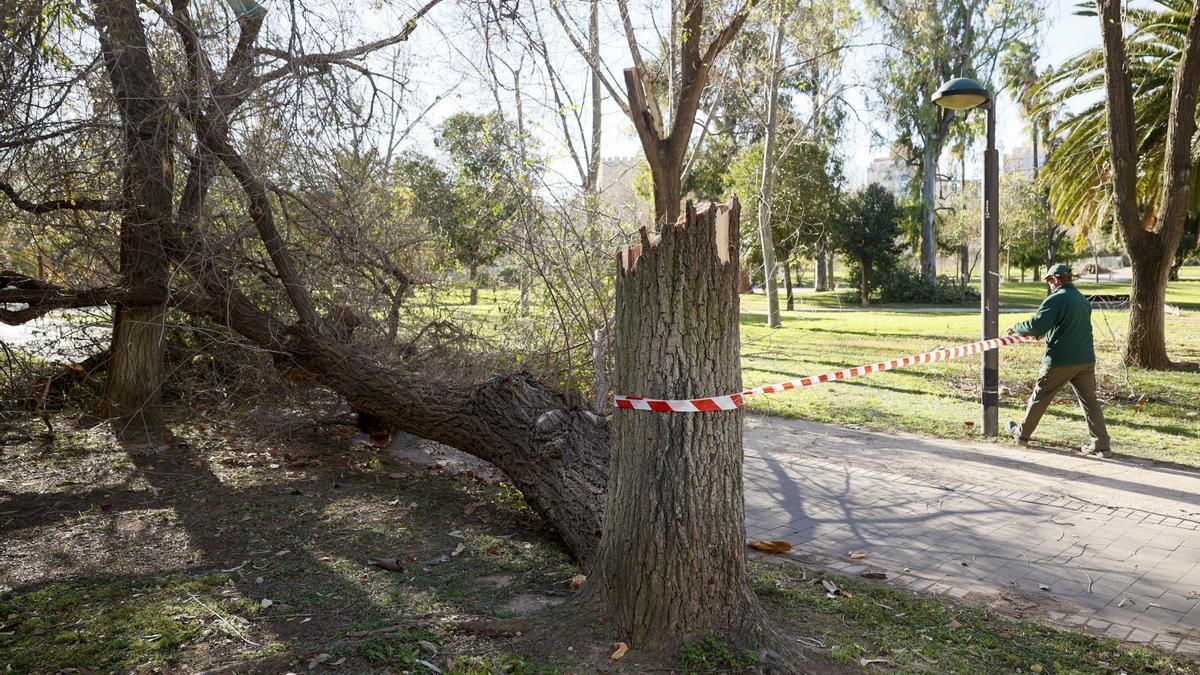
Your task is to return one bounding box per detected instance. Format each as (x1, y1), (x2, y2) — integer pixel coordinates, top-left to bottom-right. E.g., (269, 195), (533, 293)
(187, 593), (259, 646)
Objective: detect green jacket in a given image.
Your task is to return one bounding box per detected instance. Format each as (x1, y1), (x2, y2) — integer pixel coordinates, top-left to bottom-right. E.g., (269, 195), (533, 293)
(1011, 284), (1096, 366)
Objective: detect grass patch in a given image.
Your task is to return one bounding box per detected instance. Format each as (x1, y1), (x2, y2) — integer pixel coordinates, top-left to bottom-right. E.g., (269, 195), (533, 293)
(0, 571), (253, 673)
(678, 635), (761, 673)
(755, 560), (1200, 674)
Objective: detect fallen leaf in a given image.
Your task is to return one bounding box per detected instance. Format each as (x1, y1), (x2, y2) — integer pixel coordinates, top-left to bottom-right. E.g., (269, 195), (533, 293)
(748, 540), (792, 554)
(611, 642), (629, 660)
(260, 598), (273, 609)
(1031, 664), (1044, 673)
(964, 421), (975, 428)
(848, 551), (867, 560)
(370, 558), (403, 572)
(99, 504), (112, 512)
(860, 571), (887, 579)
(569, 574), (587, 590)
(486, 546), (499, 555)
(946, 618), (961, 629)
(463, 503), (477, 515)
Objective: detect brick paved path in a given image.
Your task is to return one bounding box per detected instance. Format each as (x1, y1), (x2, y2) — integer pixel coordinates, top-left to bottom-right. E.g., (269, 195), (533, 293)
(742, 415), (1200, 655)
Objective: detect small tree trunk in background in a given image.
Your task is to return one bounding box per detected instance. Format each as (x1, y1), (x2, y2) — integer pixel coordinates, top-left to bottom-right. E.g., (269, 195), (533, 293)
(860, 260), (870, 306)
(783, 260), (794, 311)
(919, 144), (939, 280)
(959, 242), (969, 303)
(754, 8), (786, 328)
(815, 241), (829, 291)
(827, 254), (835, 290)
(596, 199), (779, 652)
(469, 265), (479, 305)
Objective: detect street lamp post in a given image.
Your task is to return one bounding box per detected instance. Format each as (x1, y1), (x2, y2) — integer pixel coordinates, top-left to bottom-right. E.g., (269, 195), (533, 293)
(932, 77), (1000, 437)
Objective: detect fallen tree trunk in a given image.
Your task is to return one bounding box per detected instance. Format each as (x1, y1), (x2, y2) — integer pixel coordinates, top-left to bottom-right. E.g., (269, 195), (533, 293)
(288, 336), (611, 564)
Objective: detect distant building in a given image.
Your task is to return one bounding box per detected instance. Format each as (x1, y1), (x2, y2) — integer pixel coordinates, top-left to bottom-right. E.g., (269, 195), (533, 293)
(1004, 145), (1036, 175)
(865, 152), (914, 197)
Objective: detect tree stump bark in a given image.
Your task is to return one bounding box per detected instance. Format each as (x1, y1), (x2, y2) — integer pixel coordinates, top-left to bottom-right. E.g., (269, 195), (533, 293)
(590, 199), (773, 651)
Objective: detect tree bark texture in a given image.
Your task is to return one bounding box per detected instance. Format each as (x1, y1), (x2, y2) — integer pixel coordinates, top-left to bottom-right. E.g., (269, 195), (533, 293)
(94, 0), (176, 440)
(1125, 244), (1172, 367)
(100, 304), (167, 437)
(595, 200), (765, 648)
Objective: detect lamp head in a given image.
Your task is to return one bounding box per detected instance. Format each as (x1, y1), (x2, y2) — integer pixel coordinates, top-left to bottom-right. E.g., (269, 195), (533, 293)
(932, 77), (991, 110)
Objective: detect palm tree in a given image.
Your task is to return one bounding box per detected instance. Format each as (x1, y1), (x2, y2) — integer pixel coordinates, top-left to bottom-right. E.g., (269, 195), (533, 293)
(1035, 0), (1200, 368)
(1035, 0), (1197, 233)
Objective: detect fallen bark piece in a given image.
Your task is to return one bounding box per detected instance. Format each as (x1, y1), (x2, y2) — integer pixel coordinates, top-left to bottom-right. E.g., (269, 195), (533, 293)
(369, 558), (403, 571)
(748, 540), (792, 554)
(611, 642), (629, 660)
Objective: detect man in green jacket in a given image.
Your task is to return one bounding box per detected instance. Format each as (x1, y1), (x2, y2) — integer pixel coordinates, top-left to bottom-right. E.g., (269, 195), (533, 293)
(1006, 263), (1111, 457)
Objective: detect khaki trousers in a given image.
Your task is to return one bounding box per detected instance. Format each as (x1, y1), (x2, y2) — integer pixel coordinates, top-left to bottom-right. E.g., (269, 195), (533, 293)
(1019, 362), (1111, 450)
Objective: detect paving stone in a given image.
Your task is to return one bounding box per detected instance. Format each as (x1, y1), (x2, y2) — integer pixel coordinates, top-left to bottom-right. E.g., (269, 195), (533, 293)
(1126, 628), (1158, 643)
(740, 417), (1200, 650)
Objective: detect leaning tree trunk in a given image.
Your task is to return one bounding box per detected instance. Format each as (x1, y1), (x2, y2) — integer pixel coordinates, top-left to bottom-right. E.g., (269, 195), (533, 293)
(591, 199), (775, 652)
(1125, 248), (1172, 368)
(468, 264), (479, 306)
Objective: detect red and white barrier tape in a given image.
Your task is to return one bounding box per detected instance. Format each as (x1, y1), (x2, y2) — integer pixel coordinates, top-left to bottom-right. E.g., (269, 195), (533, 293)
(613, 334), (1034, 413)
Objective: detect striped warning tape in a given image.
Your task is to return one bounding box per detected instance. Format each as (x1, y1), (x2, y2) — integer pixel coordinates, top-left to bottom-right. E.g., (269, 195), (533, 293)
(613, 334), (1034, 412)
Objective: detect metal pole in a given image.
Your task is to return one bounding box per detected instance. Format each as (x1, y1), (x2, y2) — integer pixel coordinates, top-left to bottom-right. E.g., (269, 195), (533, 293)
(981, 101), (1000, 436)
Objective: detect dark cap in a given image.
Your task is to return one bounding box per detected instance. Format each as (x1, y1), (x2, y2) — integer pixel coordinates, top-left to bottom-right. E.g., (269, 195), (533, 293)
(1043, 262), (1072, 280)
